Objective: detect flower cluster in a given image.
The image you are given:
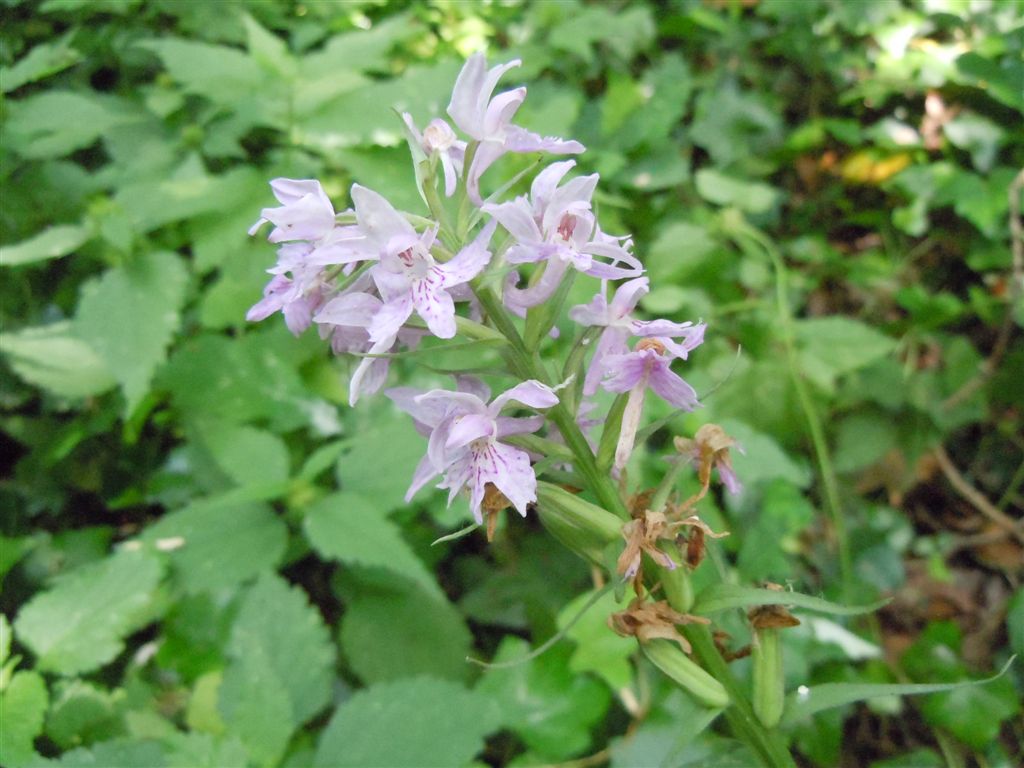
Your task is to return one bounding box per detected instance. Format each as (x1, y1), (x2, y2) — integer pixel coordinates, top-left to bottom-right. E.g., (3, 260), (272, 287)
(247, 52), (737, 526)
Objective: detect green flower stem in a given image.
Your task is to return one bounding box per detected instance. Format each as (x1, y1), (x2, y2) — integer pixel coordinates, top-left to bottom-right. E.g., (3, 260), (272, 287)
(648, 455), (688, 515)
(683, 623), (797, 768)
(728, 215), (852, 602)
(472, 284), (629, 520)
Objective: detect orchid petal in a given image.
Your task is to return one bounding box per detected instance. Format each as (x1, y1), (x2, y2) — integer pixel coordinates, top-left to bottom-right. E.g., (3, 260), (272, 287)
(600, 353), (649, 393)
(351, 184), (415, 253)
(405, 454), (439, 501)
(648, 364), (700, 411)
(368, 294), (414, 344)
(490, 380), (559, 413)
(446, 413), (495, 450)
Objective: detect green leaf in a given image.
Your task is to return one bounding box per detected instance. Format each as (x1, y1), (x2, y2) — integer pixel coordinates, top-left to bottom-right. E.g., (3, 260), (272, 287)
(795, 316), (895, 391)
(476, 637), (611, 761)
(4, 91), (140, 158)
(140, 501), (286, 593)
(159, 330), (317, 432)
(304, 492), (438, 596)
(52, 738), (166, 768)
(136, 38), (264, 108)
(0, 321), (115, 399)
(313, 677), (501, 768)
(0, 671), (48, 767)
(557, 588), (634, 691)
(781, 656), (1016, 726)
(695, 169), (781, 214)
(14, 549), (163, 676)
(300, 60), (461, 151)
(0, 32), (80, 93)
(693, 584), (889, 617)
(199, 424), (290, 487)
(737, 480), (815, 582)
(0, 224), (91, 267)
(339, 575), (472, 684)
(218, 646), (294, 768)
(45, 680), (123, 749)
(74, 251), (188, 412)
(228, 573), (335, 725)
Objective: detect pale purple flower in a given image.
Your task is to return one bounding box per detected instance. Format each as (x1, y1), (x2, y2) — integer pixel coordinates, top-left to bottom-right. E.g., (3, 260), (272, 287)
(352, 185), (495, 342)
(248, 179), (335, 243)
(602, 336), (705, 475)
(601, 336), (705, 410)
(246, 243), (334, 335)
(391, 380), (559, 522)
(570, 278), (706, 396)
(313, 287), (422, 405)
(485, 161), (643, 313)
(447, 52), (583, 203)
(402, 113), (466, 197)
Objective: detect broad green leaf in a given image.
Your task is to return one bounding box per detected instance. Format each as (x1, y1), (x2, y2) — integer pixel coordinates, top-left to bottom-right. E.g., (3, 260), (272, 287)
(693, 584), (889, 617)
(136, 38), (264, 108)
(737, 480), (815, 582)
(140, 501), (286, 593)
(45, 680), (123, 749)
(0, 32), (80, 93)
(313, 677), (501, 768)
(199, 424), (290, 487)
(114, 163), (262, 233)
(14, 549), (163, 675)
(299, 60), (461, 151)
(0, 224), (91, 267)
(477, 637), (612, 761)
(4, 91), (140, 158)
(548, 5), (654, 63)
(53, 738), (166, 768)
(162, 732), (248, 768)
(304, 492), (438, 595)
(219, 645), (293, 768)
(339, 576), (472, 684)
(159, 330), (317, 431)
(832, 411), (899, 473)
(558, 588), (634, 691)
(781, 657), (1016, 726)
(695, 169), (781, 214)
(227, 573), (335, 725)
(74, 251), (188, 412)
(0, 322), (115, 398)
(0, 671), (48, 767)
(795, 316), (895, 391)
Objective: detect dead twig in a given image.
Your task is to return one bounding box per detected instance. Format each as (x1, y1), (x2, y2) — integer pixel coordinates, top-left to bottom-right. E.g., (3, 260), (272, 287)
(942, 166), (1024, 410)
(933, 445), (1024, 545)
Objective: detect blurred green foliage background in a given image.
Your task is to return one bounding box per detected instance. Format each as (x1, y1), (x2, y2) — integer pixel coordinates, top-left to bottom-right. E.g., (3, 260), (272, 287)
(1, 1), (1022, 766)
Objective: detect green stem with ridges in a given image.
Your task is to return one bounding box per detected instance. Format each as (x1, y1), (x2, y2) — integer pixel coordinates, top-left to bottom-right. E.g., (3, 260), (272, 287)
(473, 285), (629, 520)
(730, 218), (852, 602)
(683, 624), (797, 768)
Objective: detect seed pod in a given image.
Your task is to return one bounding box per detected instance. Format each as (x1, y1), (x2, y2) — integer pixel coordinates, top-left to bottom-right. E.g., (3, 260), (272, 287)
(535, 481), (622, 565)
(752, 628), (784, 728)
(642, 639), (730, 709)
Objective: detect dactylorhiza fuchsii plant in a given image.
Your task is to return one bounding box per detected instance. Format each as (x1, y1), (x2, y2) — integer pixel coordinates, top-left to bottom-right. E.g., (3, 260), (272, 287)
(245, 53), (894, 768)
